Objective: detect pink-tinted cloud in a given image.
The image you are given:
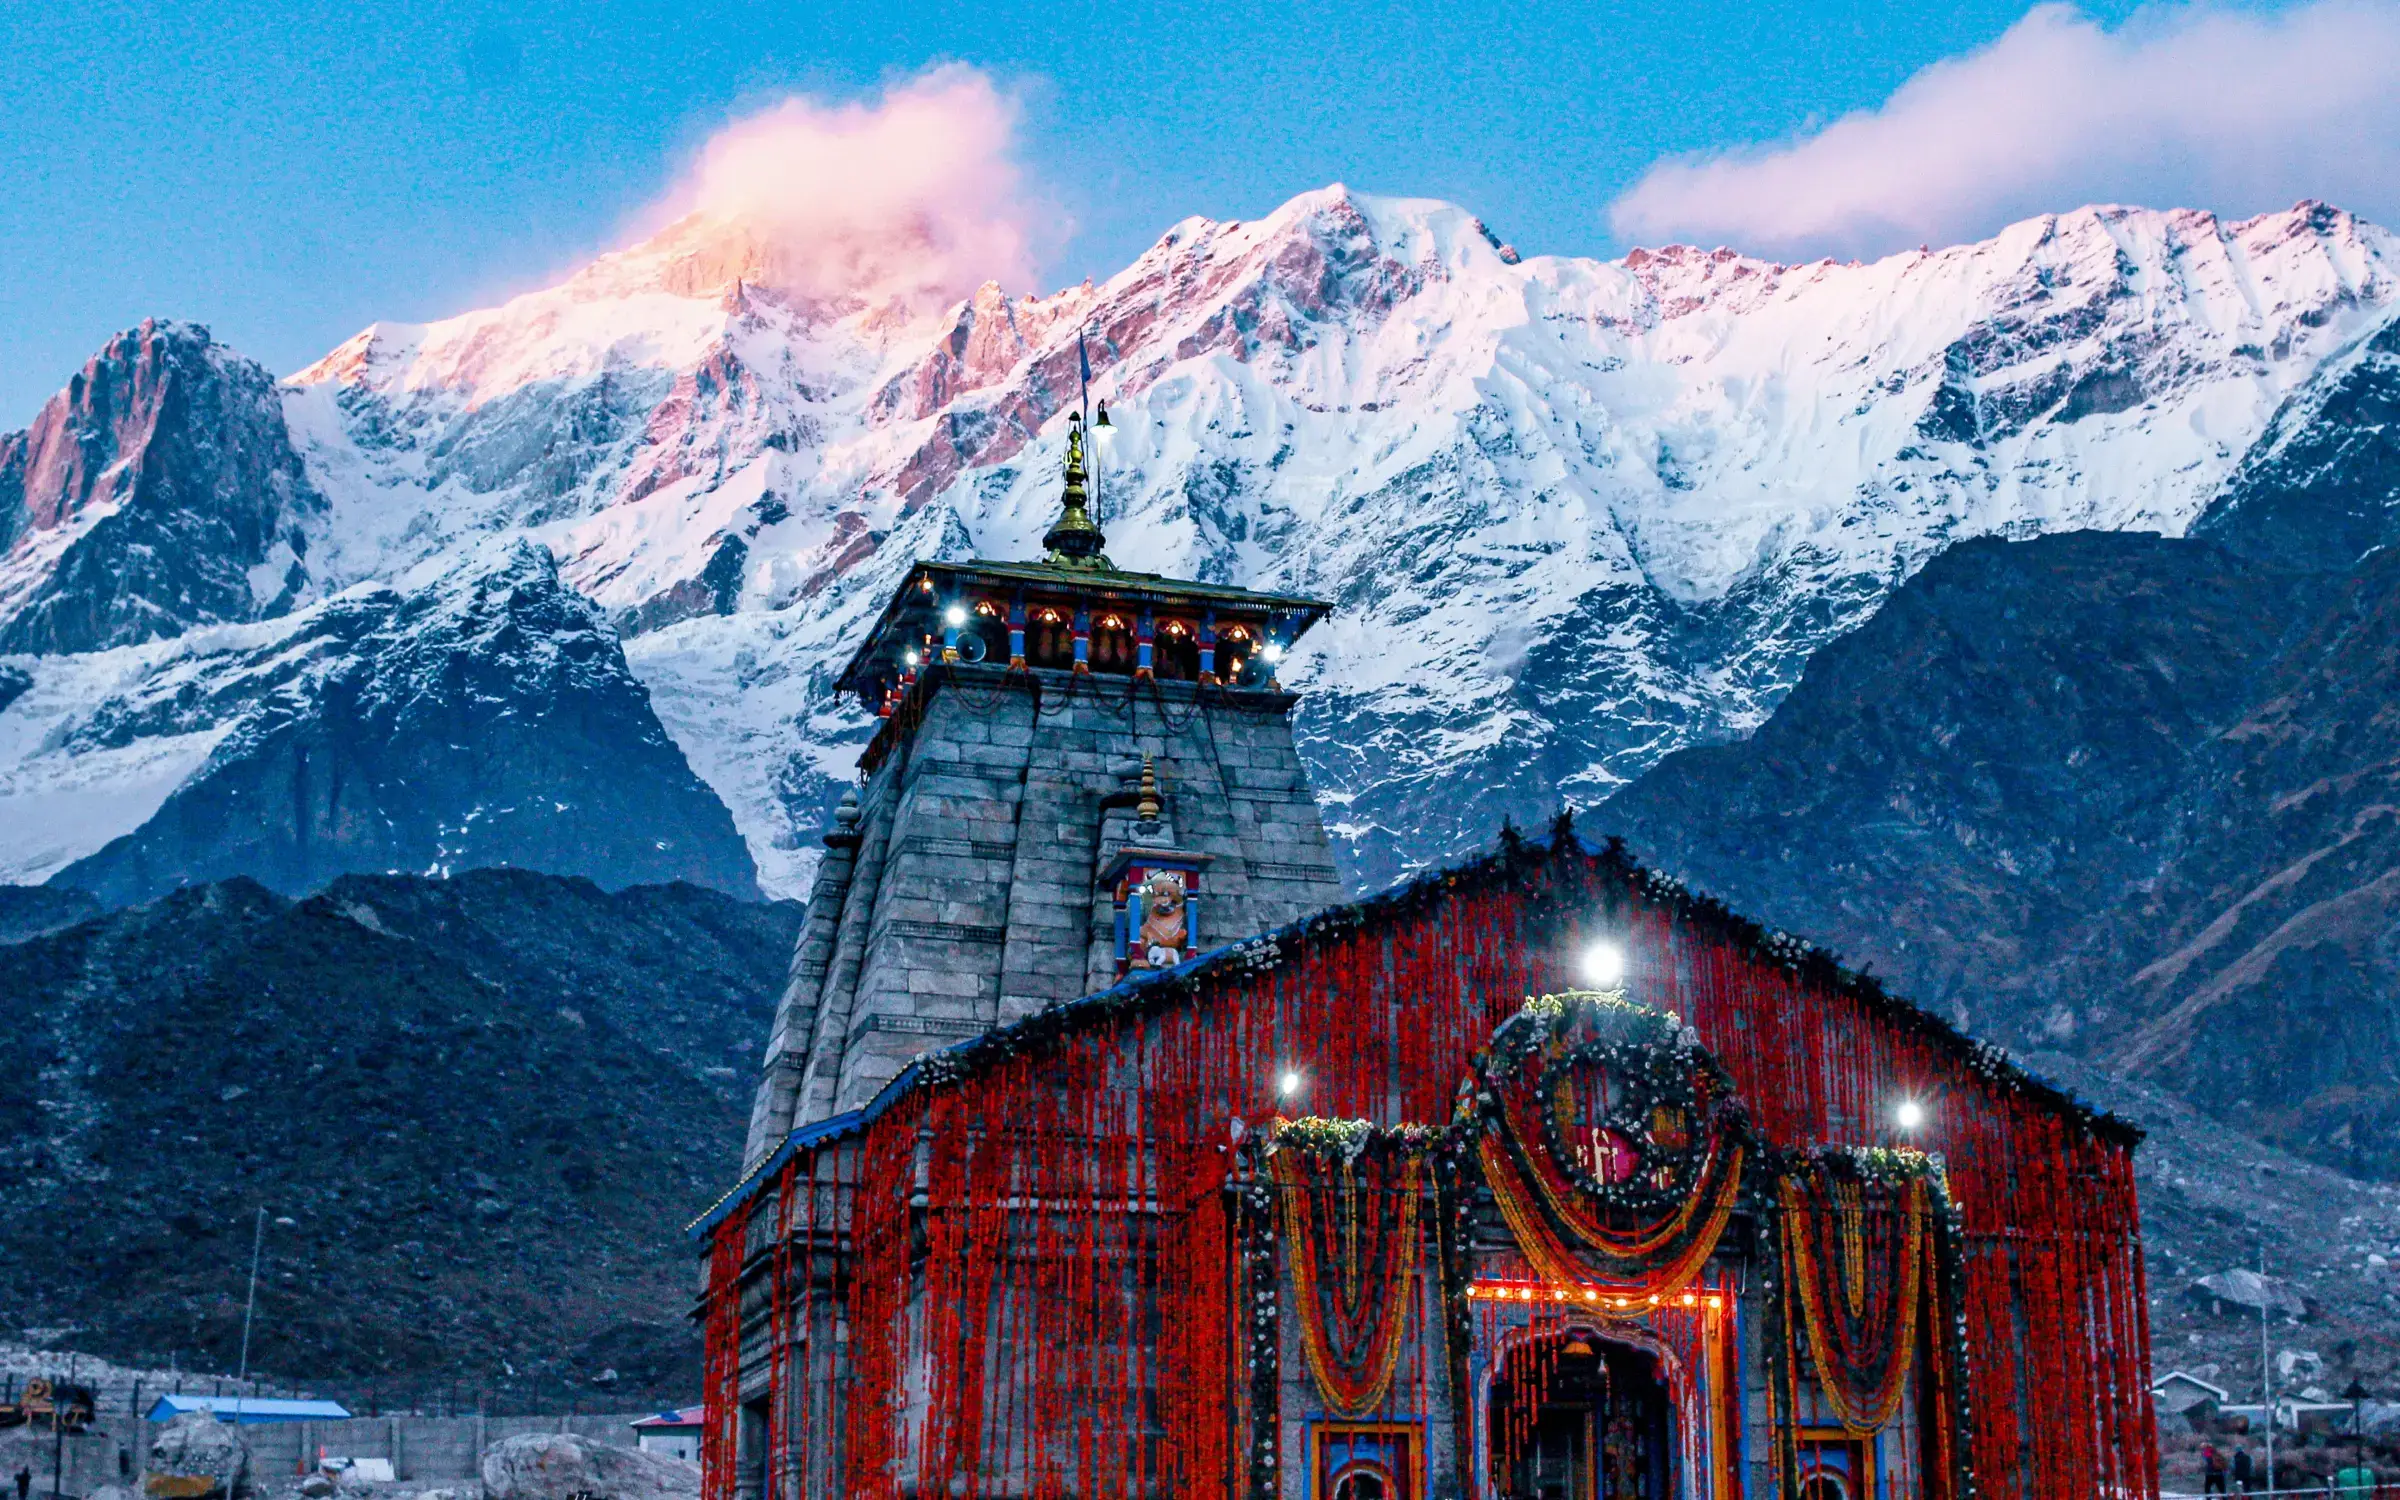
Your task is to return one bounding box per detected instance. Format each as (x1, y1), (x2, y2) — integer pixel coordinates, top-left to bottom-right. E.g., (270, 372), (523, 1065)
(650, 65), (1051, 307)
(1610, 1), (2400, 257)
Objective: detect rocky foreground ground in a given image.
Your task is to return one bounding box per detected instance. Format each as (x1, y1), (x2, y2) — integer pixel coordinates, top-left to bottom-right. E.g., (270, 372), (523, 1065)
(120, 1417), (697, 1500)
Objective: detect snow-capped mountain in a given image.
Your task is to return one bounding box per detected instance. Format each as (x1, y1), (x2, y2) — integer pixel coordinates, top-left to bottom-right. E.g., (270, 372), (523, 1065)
(5, 187), (2397, 897)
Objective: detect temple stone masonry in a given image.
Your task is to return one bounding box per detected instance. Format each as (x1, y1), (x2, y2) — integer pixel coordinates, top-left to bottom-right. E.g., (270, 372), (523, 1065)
(743, 413), (1347, 1159)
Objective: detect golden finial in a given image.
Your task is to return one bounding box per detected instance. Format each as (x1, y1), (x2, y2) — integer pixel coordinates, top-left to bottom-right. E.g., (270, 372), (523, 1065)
(1136, 755), (1162, 823)
(1041, 411), (1112, 568)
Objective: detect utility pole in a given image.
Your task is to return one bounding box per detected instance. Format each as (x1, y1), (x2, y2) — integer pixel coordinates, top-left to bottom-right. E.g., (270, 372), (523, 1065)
(234, 1208), (266, 1424)
(2260, 1241), (2277, 1495)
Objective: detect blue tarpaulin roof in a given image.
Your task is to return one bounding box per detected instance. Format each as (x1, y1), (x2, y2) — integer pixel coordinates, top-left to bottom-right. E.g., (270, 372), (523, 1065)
(146, 1395), (352, 1425)
(631, 1407), (704, 1429)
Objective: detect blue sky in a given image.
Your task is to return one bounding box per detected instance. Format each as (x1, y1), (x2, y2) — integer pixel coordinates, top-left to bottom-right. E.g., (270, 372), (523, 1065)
(6, 0), (2390, 425)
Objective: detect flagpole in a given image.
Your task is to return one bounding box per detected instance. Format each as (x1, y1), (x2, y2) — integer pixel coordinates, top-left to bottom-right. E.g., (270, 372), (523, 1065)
(1078, 333), (1098, 519)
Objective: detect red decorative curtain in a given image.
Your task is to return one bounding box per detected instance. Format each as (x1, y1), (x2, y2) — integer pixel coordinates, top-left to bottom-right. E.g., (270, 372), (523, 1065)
(702, 823), (2156, 1499)
(699, 1219), (743, 1500)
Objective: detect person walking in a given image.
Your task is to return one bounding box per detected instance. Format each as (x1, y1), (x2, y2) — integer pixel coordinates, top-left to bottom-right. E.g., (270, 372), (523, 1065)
(12, 1465), (27, 1500)
(2231, 1444), (2256, 1494)
(2203, 1441), (2229, 1494)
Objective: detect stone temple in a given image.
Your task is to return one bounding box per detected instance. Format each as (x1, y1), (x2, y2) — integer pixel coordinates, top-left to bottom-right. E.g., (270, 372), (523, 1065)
(703, 415), (2159, 1500)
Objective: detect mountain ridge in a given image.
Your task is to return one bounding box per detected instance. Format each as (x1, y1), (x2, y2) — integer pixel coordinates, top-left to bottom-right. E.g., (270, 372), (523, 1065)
(6, 188), (2398, 898)
(1, 534), (760, 900)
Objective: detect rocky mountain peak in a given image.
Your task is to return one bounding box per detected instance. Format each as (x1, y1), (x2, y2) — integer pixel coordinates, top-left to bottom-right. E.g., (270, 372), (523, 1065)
(6, 318), (211, 535)
(1, 318), (322, 656)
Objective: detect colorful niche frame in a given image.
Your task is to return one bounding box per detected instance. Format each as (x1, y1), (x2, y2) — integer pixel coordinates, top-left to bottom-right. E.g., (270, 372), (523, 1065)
(1102, 849), (1209, 975)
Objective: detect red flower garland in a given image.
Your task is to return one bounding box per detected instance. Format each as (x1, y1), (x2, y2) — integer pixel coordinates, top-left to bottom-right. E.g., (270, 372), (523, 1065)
(698, 1218), (743, 1500)
(1269, 1133), (1424, 1416)
(1779, 1163), (1930, 1436)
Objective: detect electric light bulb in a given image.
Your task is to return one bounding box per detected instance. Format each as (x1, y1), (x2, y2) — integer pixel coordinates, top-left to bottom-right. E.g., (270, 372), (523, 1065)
(1896, 1099), (1926, 1130)
(1278, 1069), (1302, 1097)
(945, 604), (968, 627)
(1583, 941), (1626, 988)
(1263, 642), (1285, 663)
(904, 650), (920, 666)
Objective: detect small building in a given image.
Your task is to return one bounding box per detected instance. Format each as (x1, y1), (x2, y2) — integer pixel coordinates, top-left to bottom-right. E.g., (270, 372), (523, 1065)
(2279, 1398), (2355, 1435)
(631, 1408), (703, 1462)
(2153, 1371), (2230, 1430)
(144, 1395), (351, 1425)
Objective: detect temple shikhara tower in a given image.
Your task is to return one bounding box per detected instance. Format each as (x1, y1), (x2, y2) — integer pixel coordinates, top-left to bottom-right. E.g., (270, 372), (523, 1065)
(698, 415), (2159, 1500)
(739, 415), (1346, 1153)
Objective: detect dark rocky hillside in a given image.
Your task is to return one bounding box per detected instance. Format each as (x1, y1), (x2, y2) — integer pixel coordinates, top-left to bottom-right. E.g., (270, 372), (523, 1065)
(1598, 528), (2400, 1175)
(0, 883), (101, 942)
(0, 871), (800, 1406)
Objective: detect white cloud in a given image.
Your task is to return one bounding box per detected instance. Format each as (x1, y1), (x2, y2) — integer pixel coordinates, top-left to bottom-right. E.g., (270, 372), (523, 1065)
(647, 65), (1052, 307)
(1610, 0), (2400, 257)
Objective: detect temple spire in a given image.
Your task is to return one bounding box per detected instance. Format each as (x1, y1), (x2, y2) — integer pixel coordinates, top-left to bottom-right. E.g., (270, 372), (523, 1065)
(1041, 412), (1113, 569)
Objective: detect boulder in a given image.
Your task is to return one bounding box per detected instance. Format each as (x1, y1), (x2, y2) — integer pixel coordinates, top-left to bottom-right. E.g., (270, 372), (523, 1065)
(148, 1412), (250, 1498)
(480, 1434), (697, 1500)
(2189, 1268), (2309, 1321)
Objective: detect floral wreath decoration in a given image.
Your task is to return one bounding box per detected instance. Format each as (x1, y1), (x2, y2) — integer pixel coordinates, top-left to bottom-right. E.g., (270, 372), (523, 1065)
(1459, 990), (1750, 1305)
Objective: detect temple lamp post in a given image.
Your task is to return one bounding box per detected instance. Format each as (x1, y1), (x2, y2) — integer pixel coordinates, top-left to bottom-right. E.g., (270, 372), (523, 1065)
(1090, 399), (1116, 517)
(2260, 1241), (2277, 1496)
(2345, 1377), (2370, 1480)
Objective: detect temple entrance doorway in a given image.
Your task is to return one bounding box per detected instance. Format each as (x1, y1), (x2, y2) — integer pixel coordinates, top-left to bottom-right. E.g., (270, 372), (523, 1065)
(1489, 1330), (1673, 1500)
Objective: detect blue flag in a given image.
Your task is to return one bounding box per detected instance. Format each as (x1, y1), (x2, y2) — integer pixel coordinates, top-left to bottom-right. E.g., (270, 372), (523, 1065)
(1077, 333), (1092, 406)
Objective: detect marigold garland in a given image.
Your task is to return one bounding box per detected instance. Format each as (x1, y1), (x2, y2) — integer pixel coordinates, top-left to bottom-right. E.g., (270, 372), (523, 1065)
(1269, 1133), (1424, 1415)
(1500, 1079), (1740, 1259)
(1478, 1131), (1742, 1304)
(1467, 990), (1748, 1299)
(1779, 1164), (1931, 1437)
(699, 1219), (743, 1500)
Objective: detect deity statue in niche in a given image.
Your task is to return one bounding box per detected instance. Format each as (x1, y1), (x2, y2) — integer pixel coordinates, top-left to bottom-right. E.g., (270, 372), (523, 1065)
(1135, 869), (1189, 969)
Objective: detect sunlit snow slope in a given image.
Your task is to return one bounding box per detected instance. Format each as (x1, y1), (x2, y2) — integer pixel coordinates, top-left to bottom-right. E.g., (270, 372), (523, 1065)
(7, 188), (2396, 896)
